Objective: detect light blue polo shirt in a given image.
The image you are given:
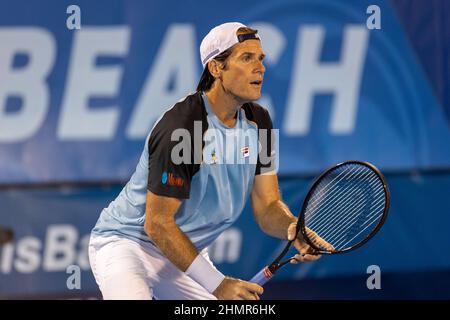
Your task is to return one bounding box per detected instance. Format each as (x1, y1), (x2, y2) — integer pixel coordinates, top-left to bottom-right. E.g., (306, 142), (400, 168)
(92, 91), (275, 251)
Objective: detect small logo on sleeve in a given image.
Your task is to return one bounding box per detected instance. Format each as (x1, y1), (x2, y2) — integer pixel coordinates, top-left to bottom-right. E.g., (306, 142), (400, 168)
(161, 171), (184, 187)
(161, 172), (168, 184)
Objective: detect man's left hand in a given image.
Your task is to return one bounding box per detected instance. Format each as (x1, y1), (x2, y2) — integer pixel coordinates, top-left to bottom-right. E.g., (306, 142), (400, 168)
(287, 222), (333, 263)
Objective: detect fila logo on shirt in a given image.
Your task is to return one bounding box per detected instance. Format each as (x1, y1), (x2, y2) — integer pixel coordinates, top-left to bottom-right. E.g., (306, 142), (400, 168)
(241, 146), (250, 158)
(208, 146), (250, 164)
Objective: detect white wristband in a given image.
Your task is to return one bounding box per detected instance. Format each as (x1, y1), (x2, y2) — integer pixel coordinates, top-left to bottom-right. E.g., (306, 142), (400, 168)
(185, 254), (225, 293)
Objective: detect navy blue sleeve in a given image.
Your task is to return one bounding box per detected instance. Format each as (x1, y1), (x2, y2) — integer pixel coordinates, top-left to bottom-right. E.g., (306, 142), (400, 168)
(255, 108), (276, 175)
(147, 122), (193, 199)
(147, 94), (206, 199)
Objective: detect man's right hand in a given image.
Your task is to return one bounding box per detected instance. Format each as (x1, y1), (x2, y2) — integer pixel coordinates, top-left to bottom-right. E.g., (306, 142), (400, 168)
(213, 276), (264, 300)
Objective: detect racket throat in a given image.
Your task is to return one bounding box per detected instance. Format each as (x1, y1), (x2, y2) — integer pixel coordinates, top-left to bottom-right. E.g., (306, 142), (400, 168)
(262, 265), (275, 280)
(267, 259), (288, 277)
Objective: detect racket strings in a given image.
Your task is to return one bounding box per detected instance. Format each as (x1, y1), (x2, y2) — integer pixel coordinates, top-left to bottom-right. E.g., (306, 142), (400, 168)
(328, 198), (384, 249)
(325, 197), (384, 249)
(305, 165), (373, 226)
(333, 204), (385, 249)
(305, 166), (358, 224)
(312, 176), (382, 242)
(333, 195), (386, 247)
(303, 164), (386, 251)
(306, 166), (375, 230)
(306, 167), (372, 228)
(319, 188), (384, 249)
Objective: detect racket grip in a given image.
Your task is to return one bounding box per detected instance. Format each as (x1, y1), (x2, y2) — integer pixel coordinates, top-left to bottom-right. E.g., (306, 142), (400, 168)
(249, 266), (273, 286)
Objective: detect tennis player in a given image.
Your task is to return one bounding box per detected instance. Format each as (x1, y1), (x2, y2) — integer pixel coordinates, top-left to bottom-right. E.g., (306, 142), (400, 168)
(88, 22), (325, 300)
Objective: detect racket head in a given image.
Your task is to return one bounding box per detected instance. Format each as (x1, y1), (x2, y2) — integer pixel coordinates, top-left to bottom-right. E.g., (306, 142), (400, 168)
(298, 160), (390, 254)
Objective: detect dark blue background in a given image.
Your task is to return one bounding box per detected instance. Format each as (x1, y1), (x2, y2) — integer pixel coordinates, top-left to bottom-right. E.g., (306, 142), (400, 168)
(1, 0), (450, 298)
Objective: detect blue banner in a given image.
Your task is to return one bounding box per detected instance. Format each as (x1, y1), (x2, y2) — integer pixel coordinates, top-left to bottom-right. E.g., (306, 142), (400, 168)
(1, 0), (450, 183)
(2, 172), (450, 297)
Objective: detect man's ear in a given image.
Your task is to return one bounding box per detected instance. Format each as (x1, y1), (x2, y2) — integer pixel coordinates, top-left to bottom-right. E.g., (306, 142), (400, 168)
(208, 60), (222, 79)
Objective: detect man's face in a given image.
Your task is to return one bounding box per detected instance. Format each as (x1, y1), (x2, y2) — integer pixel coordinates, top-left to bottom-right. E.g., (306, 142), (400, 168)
(219, 39), (266, 102)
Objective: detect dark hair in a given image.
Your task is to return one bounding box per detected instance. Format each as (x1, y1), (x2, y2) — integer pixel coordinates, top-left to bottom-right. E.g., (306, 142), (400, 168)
(197, 27), (258, 92)
(196, 49), (233, 92)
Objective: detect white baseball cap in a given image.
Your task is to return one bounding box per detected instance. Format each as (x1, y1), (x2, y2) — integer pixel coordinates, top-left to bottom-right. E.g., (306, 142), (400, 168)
(200, 22), (261, 69)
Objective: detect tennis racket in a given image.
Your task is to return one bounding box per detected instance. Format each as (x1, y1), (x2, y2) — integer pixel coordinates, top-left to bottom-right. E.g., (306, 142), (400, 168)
(250, 160), (390, 285)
